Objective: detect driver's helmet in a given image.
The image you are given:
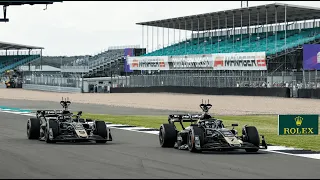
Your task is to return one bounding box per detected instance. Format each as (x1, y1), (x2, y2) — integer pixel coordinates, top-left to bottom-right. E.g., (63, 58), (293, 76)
(61, 115), (71, 122)
(62, 110), (71, 115)
(205, 121), (214, 128)
(200, 113), (212, 120)
(216, 120), (224, 128)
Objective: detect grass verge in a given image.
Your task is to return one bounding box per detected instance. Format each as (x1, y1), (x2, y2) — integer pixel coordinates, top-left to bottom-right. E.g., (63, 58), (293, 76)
(82, 113), (320, 151)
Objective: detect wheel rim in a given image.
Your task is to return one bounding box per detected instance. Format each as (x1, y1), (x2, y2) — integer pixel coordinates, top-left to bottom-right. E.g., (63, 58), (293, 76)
(188, 132), (193, 150)
(45, 129), (49, 142)
(159, 127), (164, 145)
(27, 121), (30, 137)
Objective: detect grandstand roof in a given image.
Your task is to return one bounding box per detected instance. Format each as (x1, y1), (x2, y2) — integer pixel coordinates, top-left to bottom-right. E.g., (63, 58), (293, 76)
(0, 1), (62, 6)
(136, 3), (320, 31)
(0, 41), (44, 50)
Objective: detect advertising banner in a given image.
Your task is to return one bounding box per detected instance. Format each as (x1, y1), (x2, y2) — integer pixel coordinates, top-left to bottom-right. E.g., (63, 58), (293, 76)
(124, 48), (134, 73)
(127, 56), (170, 70)
(126, 52), (266, 71)
(168, 54), (213, 70)
(212, 52), (267, 71)
(278, 115), (319, 135)
(303, 44), (320, 70)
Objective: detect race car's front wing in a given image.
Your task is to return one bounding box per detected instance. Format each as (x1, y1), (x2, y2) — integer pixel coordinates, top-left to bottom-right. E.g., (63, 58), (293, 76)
(49, 134), (112, 142)
(176, 135), (267, 151)
(199, 142), (267, 150)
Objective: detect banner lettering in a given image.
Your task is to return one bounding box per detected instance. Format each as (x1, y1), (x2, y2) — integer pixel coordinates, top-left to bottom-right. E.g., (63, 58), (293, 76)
(212, 52), (267, 71)
(127, 52), (267, 71)
(168, 54), (213, 70)
(127, 56), (170, 70)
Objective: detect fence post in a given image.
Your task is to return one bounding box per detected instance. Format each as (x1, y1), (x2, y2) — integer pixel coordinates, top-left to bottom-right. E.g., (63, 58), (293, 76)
(316, 70), (318, 88)
(302, 70), (306, 88)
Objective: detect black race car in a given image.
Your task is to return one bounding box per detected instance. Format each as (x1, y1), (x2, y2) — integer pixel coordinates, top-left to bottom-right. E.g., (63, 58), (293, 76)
(159, 100), (267, 153)
(27, 98), (112, 143)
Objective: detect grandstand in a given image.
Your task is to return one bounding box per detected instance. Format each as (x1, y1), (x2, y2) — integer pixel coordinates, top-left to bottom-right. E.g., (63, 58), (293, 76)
(136, 3), (320, 72)
(103, 3), (320, 89)
(60, 45), (145, 78)
(0, 41), (43, 74)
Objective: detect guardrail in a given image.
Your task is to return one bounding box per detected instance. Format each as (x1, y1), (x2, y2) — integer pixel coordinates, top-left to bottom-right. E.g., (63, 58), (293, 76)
(22, 84), (81, 93)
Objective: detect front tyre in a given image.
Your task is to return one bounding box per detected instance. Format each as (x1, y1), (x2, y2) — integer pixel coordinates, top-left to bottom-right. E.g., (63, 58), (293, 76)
(187, 127), (204, 153)
(94, 121), (107, 144)
(45, 120), (59, 143)
(159, 124), (177, 148)
(27, 118), (41, 139)
(243, 126), (260, 152)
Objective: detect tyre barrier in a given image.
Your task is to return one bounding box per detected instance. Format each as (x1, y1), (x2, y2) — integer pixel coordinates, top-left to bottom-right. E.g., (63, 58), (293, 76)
(110, 86), (291, 98)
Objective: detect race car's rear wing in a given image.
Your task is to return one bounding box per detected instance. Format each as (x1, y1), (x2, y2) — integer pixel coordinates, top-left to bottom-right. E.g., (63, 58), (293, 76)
(35, 110), (64, 117)
(168, 114), (203, 130)
(168, 114), (202, 123)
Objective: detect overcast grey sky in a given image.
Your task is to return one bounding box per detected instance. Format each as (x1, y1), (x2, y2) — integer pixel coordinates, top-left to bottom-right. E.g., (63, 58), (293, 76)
(0, 1), (318, 56)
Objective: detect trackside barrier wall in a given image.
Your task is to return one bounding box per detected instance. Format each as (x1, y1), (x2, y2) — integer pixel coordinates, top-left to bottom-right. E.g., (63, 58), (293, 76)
(110, 86), (291, 98)
(297, 89), (320, 99)
(22, 84), (81, 93)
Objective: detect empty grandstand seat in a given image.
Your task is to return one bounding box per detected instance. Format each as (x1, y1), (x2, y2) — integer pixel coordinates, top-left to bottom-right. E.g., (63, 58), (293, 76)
(143, 27), (320, 57)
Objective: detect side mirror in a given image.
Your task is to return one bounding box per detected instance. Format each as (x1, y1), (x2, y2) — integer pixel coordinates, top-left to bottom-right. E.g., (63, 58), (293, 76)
(232, 123), (238, 127)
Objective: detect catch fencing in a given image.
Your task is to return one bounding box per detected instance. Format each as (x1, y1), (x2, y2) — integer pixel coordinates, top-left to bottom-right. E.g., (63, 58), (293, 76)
(124, 70), (318, 88)
(23, 74), (82, 88)
(20, 70), (320, 90)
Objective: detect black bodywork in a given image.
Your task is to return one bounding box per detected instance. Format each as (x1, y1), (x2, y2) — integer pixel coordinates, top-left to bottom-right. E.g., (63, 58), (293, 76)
(159, 100), (268, 153)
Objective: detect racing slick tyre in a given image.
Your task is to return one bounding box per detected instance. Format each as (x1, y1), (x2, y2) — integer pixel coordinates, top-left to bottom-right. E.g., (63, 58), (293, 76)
(45, 119), (59, 143)
(159, 124), (177, 148)
(94, 121), (107, 144)
(187, 126), (204, 153)
(242, 126), (260, 152)
(27, 118), (41, 139)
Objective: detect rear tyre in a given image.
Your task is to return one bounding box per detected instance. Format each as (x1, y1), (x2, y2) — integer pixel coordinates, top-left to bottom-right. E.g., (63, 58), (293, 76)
(187, 126), (204, 153)
(243, 126), (260, 152)
(94, 121), (107, 144)
(159, 124), (177, 148)
(45, 120), (59, 143)
(27, 118), (41, 139)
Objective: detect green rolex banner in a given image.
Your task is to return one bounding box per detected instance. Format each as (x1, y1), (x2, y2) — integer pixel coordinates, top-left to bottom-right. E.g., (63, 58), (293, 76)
(278, 115), (319, 135)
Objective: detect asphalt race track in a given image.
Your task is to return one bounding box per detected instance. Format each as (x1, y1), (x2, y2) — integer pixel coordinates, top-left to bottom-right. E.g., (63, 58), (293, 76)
(0, 98), (187, 115)
(0, 99), (319, 178)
